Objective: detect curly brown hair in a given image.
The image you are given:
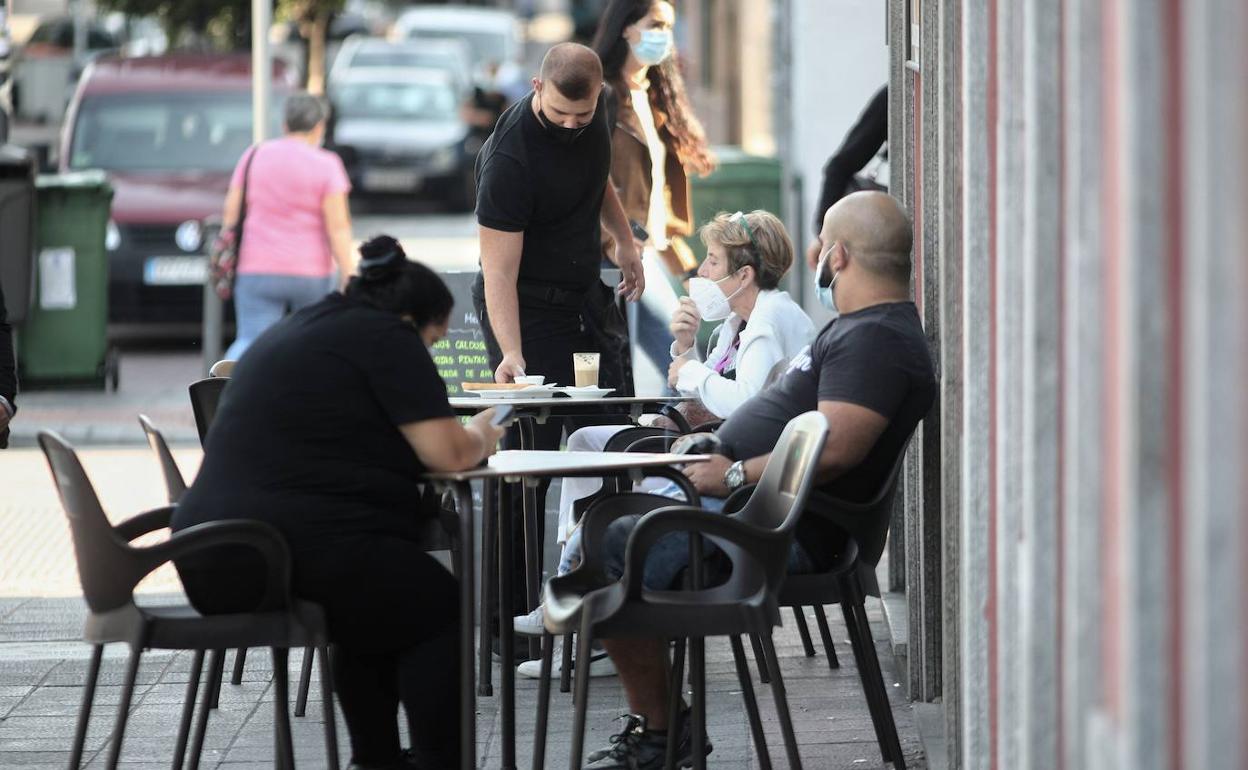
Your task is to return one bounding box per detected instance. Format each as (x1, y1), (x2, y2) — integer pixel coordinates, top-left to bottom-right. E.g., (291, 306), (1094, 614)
(591, 0), (717, 176)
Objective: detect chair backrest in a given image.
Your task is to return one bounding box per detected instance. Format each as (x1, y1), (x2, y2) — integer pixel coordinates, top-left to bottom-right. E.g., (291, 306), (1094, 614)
(846, 447), (909, 568)
(735, 411), (830, 536)
(208, 359), (236, 378)
(38, 431), (149, 614)
(188, 377), (229, 445)
(137, 414), (187, 504)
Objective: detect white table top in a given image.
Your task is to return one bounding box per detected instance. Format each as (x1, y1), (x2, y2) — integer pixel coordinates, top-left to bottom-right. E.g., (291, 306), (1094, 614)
(449, 395), (695, 410)
(422, 450), (709, 482)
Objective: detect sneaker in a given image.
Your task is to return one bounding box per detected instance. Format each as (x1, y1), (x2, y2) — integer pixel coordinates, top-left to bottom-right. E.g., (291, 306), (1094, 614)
(516, 640), (617, 679)
(585, 710), (712, 767)
(513, 605), (545, 636)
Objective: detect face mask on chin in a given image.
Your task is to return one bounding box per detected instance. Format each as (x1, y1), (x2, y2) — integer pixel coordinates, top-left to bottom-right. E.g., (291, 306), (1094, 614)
(535, 92), (590, 144)
(815, 249), (840, 317)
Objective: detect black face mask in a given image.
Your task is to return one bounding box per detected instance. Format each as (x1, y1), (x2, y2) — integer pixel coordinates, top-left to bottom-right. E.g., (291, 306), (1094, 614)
(536, 95), (590, 145)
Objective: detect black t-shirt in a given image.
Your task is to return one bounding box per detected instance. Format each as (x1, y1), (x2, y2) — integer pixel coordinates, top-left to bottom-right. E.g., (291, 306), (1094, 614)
(474, 91), (612, 293)
(716, 302), (935, 547)
(171, 293), (455, 549)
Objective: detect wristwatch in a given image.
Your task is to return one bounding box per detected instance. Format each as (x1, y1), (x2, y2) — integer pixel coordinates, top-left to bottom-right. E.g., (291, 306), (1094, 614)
(723, 460), (747, 491)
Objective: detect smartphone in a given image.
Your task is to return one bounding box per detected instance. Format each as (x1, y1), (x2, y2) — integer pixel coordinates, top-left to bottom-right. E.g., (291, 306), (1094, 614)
(489, 404), (516, 426)
(629, 219), (650, 243)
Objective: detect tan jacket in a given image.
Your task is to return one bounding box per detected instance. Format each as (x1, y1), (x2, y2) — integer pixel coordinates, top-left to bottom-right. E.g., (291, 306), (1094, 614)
(602, 82), (699, 276)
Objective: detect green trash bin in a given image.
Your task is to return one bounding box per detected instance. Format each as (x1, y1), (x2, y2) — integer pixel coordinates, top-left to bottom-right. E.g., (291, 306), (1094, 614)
(18, 171), (119, 389)
(686, 147), (784, 348)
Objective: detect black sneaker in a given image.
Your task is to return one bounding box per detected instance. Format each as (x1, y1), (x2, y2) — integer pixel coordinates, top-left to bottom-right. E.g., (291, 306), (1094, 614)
(584, 711), (712, 769)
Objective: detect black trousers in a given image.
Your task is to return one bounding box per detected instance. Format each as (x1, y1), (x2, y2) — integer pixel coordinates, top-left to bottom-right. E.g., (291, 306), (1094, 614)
(473, 284), (597, 628)
(179, 534), (460, 767)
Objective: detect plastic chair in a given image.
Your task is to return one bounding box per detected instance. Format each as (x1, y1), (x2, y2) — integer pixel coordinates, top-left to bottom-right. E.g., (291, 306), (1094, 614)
(37, 431), (340, 770)
(723, 448), (910, 769)
(138, 414), (187, 504)
(208, 359), (236, 378)
(187, 377), (228, 446)
(534, 411), (829, 770)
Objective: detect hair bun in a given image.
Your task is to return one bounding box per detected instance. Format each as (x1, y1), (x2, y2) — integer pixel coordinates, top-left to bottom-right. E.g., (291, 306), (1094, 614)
(357, 235), (406, 282)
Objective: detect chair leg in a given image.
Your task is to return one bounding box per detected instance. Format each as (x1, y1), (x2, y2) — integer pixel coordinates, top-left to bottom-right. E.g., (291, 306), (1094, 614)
(173, 649), (205, 770)
(749, 633), (770, 683)
(272, 647), (296, 770)
(568, 616), (594, 770)
(103, 642), (143, 769)
(560, 632), (574, 695)
(689, 636), (707, 770)
(813, 605), (840, 669)
(840, 602), (896, 763)
(532, 633), (555, 770)
(318, 644), (341, 770)
(69, 644), (103, 769)
(663, 638), (687, 770)
(295, 645), (315, 717)
(208, 648), (225, 709)
(230, 647), (247, 685)
(760, 632), (803, 770)
(792, 607), (817, 657)
(188, 649), (223, 770)
(848, 601), (906, 768)
(729, 636), (771, 770)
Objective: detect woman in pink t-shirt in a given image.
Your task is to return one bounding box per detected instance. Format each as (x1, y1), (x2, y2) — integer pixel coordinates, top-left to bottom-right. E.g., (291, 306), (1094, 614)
(220, 92), (356, 359)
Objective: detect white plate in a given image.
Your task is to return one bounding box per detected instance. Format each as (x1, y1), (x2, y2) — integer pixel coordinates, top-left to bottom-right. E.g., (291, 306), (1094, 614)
(467, 385), (558, 399)
(554, 386), (614, 400)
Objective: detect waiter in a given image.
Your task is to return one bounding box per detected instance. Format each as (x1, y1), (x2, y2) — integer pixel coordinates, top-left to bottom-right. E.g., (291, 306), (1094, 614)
(472, 42), (643, 659)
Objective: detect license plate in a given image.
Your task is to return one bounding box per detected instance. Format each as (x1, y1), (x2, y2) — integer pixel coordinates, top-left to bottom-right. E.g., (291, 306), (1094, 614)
(363, 169), (422, 192)
(144, 256), (208, 286)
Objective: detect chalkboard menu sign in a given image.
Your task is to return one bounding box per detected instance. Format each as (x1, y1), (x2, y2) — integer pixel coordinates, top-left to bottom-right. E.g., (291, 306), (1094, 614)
(431, 269), (623, 394)
(430, 271), (493, 395)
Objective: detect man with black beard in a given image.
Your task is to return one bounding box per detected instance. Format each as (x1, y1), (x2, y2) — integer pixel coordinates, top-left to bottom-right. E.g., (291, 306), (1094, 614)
(472, 42), (644, 659)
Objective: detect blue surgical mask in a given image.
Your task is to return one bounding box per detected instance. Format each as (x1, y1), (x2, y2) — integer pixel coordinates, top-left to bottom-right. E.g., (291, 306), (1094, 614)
(631, 29), (673, 66)
(815, 249), (839, 316)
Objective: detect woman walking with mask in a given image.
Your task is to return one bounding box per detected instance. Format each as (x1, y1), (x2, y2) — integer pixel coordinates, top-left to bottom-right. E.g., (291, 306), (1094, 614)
(591, 0), (717, 383)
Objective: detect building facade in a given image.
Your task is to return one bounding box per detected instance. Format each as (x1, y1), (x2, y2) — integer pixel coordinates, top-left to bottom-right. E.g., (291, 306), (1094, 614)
(880, 0), (1248, 768)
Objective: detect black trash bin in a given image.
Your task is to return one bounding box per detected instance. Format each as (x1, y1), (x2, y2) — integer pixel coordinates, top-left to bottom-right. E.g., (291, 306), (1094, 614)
(0, 144), (36, 323)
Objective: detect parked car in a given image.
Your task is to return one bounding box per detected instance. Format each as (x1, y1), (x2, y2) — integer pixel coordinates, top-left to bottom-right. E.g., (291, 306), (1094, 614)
(391, 5), (524, 84)
(328, 35), (472, 97)
(11, 16), (120, 125)
(60, 54), (290, 329)
(328, 66), (474, 209)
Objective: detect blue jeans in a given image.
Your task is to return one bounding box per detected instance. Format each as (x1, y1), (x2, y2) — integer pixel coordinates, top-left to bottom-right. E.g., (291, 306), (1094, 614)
(226, 273), (336, 360)
(560, 481), (814, 590)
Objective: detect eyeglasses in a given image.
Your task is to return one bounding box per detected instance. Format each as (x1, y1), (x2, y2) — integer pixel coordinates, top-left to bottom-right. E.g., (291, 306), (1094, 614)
(729, 211), (759, 252)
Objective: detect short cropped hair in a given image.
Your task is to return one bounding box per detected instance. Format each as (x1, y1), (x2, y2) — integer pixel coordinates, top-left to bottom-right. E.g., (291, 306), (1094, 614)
(540, 44), (603, 101)
(698, 210), (794, 290)
(284, 92), (329, 133)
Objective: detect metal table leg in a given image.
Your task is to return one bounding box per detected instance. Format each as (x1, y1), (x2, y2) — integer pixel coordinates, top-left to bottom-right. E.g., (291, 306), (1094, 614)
(479, 478), (497, 697)
(499, 481), (517, 770)
(452, 482), (477, 770)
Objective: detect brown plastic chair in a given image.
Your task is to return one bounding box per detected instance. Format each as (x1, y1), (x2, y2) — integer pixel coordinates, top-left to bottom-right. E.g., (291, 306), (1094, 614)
(138, 414), (187, 503)
(534, 411), (829, 770)
(38, 430), (340, 770)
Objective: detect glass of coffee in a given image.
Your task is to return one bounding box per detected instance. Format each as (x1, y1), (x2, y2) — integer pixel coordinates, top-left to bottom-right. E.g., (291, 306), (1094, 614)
(572, 352), (600, 387)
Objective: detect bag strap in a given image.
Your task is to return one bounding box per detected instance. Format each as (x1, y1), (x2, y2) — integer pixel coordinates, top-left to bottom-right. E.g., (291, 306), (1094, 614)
(234, 143), (261, 244)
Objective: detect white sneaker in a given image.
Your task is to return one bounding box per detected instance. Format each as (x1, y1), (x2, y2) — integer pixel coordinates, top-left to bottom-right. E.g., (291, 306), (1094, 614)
(513, 605), (546, 637)
(516, 642), (618, 679)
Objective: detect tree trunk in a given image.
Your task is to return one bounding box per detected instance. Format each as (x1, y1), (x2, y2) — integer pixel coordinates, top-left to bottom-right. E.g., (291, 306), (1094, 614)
(303, 9), (331, 95)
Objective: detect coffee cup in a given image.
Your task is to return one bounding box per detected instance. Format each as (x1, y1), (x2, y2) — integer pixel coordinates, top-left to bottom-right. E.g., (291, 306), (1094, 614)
(572, 352), (600, 388)
(515, 375), (545, 386)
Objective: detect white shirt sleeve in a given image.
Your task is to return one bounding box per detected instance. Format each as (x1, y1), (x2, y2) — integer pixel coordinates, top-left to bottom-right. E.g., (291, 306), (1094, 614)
(674, 321), (786, 418)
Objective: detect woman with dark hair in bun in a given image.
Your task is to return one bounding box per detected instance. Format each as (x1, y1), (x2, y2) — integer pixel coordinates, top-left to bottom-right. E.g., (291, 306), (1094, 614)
(172, 236), (505, 770)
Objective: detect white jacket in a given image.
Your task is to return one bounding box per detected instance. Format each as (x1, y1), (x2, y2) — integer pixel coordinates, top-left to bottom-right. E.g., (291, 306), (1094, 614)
(670, 289), (815, 418)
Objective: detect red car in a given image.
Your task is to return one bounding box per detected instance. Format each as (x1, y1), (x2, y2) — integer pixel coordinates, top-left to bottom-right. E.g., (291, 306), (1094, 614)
(60, 54), (292, 330)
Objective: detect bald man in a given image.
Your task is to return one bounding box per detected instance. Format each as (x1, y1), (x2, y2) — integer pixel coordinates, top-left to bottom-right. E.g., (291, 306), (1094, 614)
(578, 192), (935, 769)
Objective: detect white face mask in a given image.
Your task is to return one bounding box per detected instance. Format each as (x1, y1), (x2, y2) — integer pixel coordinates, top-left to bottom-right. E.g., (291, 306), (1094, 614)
(687, 272), (745, 322)
(815, 249), (839, 317)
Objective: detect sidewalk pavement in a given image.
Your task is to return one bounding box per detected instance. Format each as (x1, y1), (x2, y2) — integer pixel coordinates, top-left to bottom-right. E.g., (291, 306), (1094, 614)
(0, 595), (924, 769)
